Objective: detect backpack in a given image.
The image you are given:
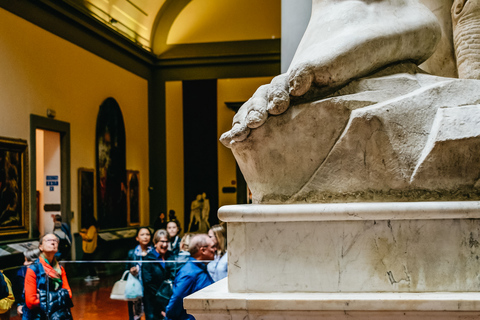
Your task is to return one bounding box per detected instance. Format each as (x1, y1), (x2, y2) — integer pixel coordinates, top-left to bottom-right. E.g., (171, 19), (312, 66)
(0, 272), (14, 314)
(53, 230), (71, 259)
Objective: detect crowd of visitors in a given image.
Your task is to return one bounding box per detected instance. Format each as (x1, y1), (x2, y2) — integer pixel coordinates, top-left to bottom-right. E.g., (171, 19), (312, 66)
(126, 220), (228, 320)
(2, 217), (226, 320)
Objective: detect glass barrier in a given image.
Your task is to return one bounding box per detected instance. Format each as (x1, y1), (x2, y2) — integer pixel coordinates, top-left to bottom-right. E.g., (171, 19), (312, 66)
(2, 259), (214, 320)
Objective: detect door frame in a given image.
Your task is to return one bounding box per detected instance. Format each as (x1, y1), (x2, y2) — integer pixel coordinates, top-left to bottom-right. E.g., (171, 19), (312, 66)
(30, 115), (71, 238)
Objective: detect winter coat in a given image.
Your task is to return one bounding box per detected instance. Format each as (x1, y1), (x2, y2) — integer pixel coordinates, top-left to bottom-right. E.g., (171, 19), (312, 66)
(165, 257), (213, 320)
(141, 250), (174, 320)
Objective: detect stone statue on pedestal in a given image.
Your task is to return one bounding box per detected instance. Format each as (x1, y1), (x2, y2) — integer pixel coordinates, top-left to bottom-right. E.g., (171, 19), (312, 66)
(221, 0), (480, 204)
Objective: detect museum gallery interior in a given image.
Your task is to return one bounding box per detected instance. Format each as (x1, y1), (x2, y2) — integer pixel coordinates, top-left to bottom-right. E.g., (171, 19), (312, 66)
(2, 0), (480, 319)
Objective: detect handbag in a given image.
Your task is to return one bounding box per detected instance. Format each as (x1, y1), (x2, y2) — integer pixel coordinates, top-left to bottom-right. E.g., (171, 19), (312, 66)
(124, 273), (143, 299)
(155, 279), (173, 309)
(110, 271), (138, 301)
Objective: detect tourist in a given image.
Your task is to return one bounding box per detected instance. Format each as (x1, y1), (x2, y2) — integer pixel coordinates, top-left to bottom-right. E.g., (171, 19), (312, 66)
(126, 227), (153, 320)
(142, 229), (174, 320)
(166, 220), (181, 258)
(0, 270), (14, 320)
(164, 234), (215, 320)
(52, 215), (72, 261)
(171, 233), (193, 276)
(23, 233), (73, 320)
(207, 224), (228, 282)
(79, 215), (99, 281)
(16, 248), (40, 317)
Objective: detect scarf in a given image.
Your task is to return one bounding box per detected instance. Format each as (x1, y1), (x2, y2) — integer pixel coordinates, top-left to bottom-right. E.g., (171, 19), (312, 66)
(133, 244), (152, 259)
(40, 253), (62, 290)
(133, 245), (152, 282)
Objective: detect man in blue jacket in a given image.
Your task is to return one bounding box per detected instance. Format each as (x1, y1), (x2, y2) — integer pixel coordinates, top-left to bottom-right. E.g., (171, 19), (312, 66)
(164, 234), (215, 320)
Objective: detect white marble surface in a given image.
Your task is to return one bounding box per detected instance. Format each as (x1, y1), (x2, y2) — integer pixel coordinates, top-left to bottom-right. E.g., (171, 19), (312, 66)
(419, 0), (457, 78)
(187, 279), (480, 311)
(452, 0), (480, 79)
(221, 0), (441, 148)
(219, 201), (480, 222)
(186, 279), (480, 319)
(225, 204), (480, 293)
(224, 69), (480, 204)
(219, 1), (480, 205)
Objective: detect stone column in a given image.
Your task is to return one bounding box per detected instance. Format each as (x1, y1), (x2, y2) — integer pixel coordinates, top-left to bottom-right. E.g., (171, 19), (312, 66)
(281, 0), (311, 73)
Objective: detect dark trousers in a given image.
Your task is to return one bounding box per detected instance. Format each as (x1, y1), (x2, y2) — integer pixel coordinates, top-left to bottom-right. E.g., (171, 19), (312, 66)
(82, 252), (97, 276)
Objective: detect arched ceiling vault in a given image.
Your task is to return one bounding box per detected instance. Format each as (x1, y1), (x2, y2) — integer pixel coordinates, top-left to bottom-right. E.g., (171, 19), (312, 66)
(64, 0), (280, 55)
(151, 0), (192, 55)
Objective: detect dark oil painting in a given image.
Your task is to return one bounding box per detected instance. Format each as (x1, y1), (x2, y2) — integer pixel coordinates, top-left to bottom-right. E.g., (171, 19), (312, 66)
(127, 170), (139, 226)
(0, 137), (28, 236)
(78, 168), (95, 229)
(95, 97), (127, 229)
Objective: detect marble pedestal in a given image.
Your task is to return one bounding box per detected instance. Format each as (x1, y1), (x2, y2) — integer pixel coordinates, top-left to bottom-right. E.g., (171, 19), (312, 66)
(185, 202), (480, 319)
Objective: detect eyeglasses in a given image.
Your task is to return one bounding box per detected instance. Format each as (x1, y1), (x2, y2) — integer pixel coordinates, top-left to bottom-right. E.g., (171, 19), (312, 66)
(201, 245), (216, 249)
(44, 239), (59, 243)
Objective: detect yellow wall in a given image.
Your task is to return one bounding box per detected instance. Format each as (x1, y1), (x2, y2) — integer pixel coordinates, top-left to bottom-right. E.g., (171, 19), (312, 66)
(165, 81), (185, 234)
(0, 8), (150, 234)
(167, 0), (281, 44)
(217, 77), (274, 209)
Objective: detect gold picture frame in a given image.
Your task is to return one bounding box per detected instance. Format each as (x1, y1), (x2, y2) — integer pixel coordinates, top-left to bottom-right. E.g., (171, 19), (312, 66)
(78, 168), (96, 229)
(127, 170), (140, 226)
(0, 137), (29, 237)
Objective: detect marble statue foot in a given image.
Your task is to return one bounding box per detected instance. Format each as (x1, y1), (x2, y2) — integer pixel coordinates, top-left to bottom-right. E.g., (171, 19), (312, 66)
(220, 0), (441, 147)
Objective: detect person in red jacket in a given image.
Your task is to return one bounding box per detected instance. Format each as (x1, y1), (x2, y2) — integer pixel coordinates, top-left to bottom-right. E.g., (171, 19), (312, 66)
(23, 233), (73, 320)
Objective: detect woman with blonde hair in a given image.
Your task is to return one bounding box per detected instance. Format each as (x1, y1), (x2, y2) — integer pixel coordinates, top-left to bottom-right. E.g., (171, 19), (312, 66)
(207, 223), (227, 282)
(141, 229), (173, 320)
(171, 233), (193, 275)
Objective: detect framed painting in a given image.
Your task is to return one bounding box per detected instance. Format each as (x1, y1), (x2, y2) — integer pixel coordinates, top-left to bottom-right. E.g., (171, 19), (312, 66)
(78, 168), (95, 229)
(0, 137), (29, 237)
(96, 97), (127, 229)
(127, 170), (140, 226)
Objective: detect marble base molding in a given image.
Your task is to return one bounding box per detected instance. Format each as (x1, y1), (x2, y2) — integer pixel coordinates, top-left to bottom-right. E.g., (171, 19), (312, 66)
(218, 201), (480, 222)
(185, 202), (480, 319)
(186, 279), (480, 320)
(219, 202), (480, 293)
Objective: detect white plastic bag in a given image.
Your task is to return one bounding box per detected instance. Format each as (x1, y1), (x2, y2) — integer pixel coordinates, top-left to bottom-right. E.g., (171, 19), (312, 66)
(124, 272), (143, 300)
(111, 271), (133, 300)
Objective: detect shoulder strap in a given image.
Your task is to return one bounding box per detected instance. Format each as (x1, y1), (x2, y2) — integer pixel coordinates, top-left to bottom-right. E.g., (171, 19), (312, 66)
(29, 260), (46, 288)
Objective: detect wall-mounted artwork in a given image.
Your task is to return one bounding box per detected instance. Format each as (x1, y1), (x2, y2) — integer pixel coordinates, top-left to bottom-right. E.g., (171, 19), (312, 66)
(127, 170), (140, 226)
(78, 168), (95, 229)
(0, 137), (28, 236)
(95, 97), (127, 230)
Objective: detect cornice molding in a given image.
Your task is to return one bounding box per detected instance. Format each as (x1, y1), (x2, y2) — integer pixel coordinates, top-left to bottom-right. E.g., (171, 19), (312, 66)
(0, 0), (155, 79)
(1, 0), (280, 77)
(156, 39), (280, 68)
